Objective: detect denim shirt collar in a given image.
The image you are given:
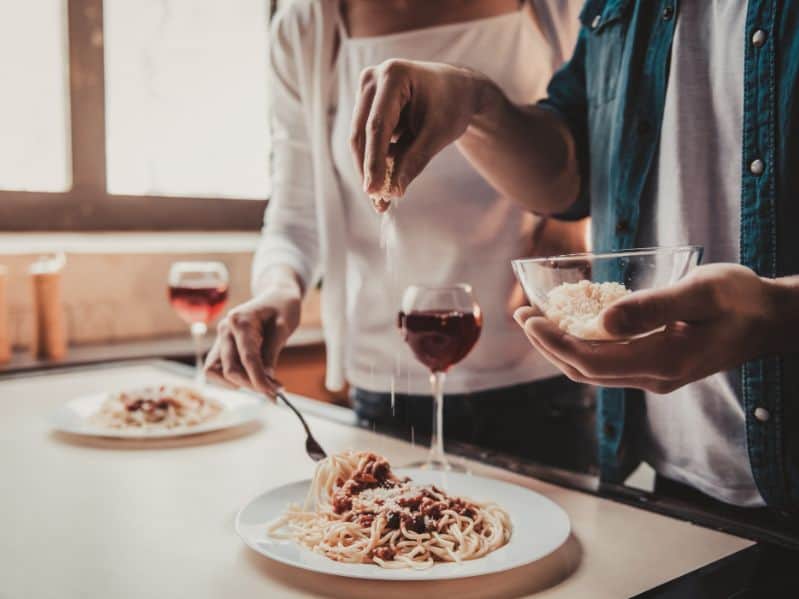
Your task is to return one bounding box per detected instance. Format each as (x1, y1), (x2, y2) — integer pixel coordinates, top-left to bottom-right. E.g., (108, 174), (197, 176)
(579, 0), (633, 31)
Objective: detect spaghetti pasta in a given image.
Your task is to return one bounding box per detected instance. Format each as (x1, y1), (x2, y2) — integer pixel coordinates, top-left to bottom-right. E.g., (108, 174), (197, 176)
(90, 385), (223, 430)
(267, 451), (512, 569)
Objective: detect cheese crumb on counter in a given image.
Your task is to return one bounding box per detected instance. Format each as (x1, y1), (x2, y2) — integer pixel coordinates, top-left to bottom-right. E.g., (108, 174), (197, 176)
(544, 280), (631, 340)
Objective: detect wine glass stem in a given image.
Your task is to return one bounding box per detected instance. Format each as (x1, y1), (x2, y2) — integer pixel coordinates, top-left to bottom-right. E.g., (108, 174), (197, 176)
(428, 371), (447, 469)
(190, 322), (208, 385)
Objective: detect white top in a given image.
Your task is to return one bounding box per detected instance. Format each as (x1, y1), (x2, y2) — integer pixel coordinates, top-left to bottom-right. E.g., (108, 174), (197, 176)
(331, 10), (570, 394)
(0, 362), (753, 599)
(637, 0), (763, 507)
(254, 0), (581, 392)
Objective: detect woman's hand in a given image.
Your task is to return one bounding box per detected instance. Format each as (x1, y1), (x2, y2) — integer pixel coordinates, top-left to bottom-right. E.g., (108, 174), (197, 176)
(514, 264), (785, 394)
(204, 269), (303, 396)
(350, 59), (488, 204)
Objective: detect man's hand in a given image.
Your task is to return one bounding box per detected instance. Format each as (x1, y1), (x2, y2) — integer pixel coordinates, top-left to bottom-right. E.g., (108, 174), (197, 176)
(350, 59), (486, 205)
(514, 264), (783, 394)
(204, 271), (302, 397)
(350, 59), (580, 215)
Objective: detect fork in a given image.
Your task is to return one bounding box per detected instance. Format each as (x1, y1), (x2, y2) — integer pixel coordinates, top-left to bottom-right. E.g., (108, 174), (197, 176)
(266, 376), (327, 462)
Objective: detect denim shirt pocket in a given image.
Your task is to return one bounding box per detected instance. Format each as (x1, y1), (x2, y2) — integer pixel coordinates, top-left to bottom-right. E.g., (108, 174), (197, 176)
(579, 0), (632, 106)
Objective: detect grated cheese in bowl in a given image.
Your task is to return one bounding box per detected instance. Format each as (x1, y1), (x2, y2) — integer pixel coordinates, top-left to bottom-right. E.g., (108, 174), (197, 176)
(544, 280), (631, 340)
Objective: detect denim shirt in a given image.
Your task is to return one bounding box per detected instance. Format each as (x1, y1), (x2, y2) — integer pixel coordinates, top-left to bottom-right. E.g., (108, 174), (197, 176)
(539, 0), (799, 513)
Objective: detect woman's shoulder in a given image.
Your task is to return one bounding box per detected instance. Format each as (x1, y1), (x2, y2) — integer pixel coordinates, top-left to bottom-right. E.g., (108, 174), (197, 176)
(528, 0), (583, 66)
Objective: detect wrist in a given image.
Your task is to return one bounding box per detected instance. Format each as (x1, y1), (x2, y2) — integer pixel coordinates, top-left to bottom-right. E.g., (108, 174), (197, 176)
(469, 74), (506, 131)
(761, 275), (799, 354)
(253, 265), (304, 300)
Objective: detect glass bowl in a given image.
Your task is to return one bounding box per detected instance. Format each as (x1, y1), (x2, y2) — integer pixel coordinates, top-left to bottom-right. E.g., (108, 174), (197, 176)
(511, 245), (704, 340)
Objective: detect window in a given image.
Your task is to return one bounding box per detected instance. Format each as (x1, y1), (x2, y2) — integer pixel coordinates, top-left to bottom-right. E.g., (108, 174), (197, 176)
(0, 0), (71, 193)
(104, 0), (270, 199)
(0, 0), (276, 231)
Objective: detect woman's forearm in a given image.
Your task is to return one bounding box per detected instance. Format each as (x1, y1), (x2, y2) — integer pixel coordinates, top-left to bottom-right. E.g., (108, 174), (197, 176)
(457, 77), (581, 216)
(252, 264), (305, 299)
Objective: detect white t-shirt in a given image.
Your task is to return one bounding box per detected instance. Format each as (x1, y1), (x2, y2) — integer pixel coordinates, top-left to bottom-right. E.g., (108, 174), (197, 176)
(637, 0), (764, 506)
(330, 9), (577, 394)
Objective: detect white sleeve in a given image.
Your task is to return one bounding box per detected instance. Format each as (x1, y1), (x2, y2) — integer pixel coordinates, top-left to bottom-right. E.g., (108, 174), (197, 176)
(251, 9), (320, 296)
(530, 0), (583, 71)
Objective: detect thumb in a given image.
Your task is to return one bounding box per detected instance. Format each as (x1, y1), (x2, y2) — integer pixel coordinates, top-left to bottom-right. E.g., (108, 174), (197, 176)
(513, 305), (542, 326)
(602, 277), (721, 337)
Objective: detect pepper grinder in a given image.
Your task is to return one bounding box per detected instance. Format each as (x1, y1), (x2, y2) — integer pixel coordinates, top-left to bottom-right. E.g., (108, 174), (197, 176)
(30, 253), (68, 360)
(0, 265), (9, 364)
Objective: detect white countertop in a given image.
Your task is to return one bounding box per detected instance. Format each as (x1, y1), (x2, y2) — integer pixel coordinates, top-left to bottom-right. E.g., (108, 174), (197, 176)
(0, 362), (752, 598)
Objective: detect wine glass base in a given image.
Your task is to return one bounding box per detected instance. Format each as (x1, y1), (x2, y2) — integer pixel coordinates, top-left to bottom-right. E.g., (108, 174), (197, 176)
(403, 457), (470, 474)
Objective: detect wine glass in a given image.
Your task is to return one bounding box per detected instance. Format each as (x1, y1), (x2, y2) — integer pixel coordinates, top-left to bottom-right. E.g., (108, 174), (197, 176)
(398, 284), (482, 471)
(168, 261), (229, 384)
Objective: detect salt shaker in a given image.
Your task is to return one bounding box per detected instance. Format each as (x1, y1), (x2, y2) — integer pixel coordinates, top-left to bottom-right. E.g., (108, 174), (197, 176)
(0, 265), (9, 364)
(30, 253), (68, 360)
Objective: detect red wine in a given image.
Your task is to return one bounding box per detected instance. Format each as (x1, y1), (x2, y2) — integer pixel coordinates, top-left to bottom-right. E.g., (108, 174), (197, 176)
(398, 310), (482, 373)
(168, 284), (229, 325)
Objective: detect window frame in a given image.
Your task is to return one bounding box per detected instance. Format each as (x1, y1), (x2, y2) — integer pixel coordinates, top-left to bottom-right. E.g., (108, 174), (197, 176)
(1, 0), (277, 232)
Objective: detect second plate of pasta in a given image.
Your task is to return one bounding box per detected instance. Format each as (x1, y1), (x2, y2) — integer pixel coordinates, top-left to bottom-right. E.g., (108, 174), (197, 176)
(52, 384), (263, 439)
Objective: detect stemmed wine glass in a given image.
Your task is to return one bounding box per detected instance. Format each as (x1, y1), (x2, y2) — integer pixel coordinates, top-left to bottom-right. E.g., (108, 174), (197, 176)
(398, 284), (482, 471)
(168, 261), (229, 385)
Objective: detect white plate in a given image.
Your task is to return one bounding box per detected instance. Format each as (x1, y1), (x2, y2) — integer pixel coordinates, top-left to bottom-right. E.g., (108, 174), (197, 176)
(236, 469), (570, 581)
(52, 385), (263, 439)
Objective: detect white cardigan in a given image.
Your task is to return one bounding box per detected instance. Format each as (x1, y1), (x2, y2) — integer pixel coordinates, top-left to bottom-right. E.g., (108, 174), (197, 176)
(252, 0), (580, 391)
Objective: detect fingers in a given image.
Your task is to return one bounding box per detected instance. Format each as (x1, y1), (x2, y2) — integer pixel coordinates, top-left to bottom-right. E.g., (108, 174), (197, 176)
(516, 315), (685, 393)
(202, 285), (302, 397)
(204, 362), (238, 389)
(513, 305), (543, 324)
(526, 315), (696, 381)
(350, 67), (377, 180)
(217, 327), (252, 389)
(372, 197), (392, 213)
(260, 316), (292, 376)
(362, 61), (409, 195)
(203, 342), (237, 389)
(602, 276), (721, 337)
(227, 309), (279, 396)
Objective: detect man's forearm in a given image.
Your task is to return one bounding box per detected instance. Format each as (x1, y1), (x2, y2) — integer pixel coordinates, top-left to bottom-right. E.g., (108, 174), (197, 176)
(456, 77), (581, 215)
(766, 275), (799, 354)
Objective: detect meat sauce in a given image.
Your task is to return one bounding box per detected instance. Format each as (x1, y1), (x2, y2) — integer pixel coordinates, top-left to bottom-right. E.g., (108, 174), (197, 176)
(331, 453), (482, 557)
(121, 386), (182, 414)
(123, 398), (180, 413)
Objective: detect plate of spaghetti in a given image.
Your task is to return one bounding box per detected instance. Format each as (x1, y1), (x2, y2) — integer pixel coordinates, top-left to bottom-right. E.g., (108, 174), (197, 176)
(52, 384), (262, 439)
(236, 451), (570, 580)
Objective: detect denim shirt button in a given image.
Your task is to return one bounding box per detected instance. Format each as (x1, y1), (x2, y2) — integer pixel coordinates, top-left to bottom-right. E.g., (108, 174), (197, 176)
(752, 29), (767, 48)
(754, 407), (770, 422)
(615, 219), (630, 234)
(750, 159), (765, 176)
(592, 15), (601, 29)
(603, 423), (616, 438)
(662, 6), (675, 21)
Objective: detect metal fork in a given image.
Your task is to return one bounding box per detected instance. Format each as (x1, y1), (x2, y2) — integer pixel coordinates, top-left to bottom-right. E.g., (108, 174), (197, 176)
(267, 376), (327, 462)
